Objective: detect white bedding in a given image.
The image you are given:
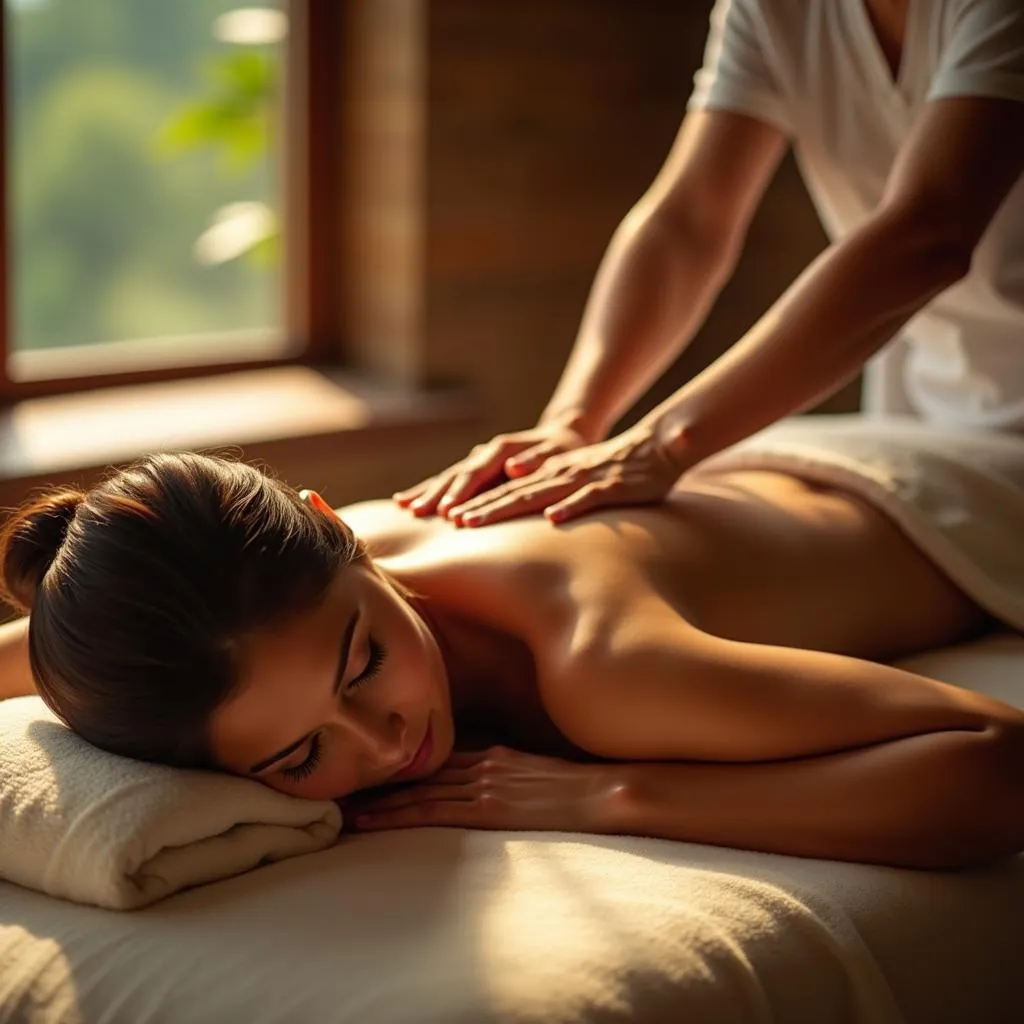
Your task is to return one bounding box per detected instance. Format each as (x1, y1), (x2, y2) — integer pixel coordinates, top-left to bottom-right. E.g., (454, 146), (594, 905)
(1, 634), (1022, 1024)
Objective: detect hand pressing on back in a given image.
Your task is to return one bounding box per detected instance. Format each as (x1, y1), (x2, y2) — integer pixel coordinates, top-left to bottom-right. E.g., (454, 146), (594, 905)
(393, 419), (593, 520)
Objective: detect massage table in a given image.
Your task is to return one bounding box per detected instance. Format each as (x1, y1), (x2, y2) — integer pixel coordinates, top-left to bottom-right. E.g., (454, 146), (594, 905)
(1, 633), (1022, 1024)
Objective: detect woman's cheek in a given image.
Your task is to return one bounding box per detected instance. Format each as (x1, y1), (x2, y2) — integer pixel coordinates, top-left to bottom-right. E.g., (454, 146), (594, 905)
(296, 773), (353, 802)
(398, 634), (439, 701)
(263, 766), (358, 802)
(313, 755), (361, 802)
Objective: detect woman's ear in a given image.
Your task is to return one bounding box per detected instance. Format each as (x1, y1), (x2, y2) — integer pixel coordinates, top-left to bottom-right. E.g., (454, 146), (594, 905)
(299, 489), (338, 520)
(300, 489), (359, 545)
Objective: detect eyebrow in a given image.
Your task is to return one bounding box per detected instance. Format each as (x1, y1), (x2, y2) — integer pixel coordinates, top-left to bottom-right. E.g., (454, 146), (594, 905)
(248, 608), (359, 775)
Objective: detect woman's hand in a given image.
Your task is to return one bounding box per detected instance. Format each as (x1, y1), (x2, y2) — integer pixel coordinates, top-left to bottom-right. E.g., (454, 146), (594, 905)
(393, 421), (593, 519)
(443, 422), (686, 527)
(344, 745), (626, 834)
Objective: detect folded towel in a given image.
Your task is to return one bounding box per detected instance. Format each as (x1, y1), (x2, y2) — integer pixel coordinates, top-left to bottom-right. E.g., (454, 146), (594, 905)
(0, 696), (342, 910)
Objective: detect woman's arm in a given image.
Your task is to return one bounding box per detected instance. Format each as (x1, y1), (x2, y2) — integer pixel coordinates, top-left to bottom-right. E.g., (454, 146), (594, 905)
(0, 616), (36, 700)
(347, 734), (1024, 870)
(598, 724), (1024, 869)
(539, 602), (1024, 764)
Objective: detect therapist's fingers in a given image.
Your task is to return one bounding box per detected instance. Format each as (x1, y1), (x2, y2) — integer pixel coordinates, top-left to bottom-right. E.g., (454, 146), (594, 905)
(435, 434), (568, 514)
(398, 440), (513, 516)
(393, 466), (473, 511)
(450, 479), (581, 527)
(393, 474), (437, 507)
(543, 480), (617, 523)
(447, 473), (551, 517)
(435, 461), (509, 516)
(405, 474), (456, 517)
(504, 441), (565, 478)
(396, 426), (590, 516)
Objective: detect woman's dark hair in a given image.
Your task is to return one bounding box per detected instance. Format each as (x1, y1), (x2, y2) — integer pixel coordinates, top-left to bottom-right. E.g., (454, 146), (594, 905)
(0, 452), (368, 769)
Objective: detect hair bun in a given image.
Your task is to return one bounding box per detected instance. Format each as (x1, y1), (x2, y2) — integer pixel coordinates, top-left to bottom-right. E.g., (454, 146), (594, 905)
(0, 489), (84, 612)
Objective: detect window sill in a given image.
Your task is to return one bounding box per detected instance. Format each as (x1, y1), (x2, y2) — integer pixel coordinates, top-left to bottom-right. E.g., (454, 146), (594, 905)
(0, 366), (480, 483)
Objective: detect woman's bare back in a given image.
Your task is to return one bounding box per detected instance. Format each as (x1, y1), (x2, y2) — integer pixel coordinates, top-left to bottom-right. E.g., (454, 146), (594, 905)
(350, 469), (988, 654)
(326, 460), (1024, 869)
(340, 468), (993, 754)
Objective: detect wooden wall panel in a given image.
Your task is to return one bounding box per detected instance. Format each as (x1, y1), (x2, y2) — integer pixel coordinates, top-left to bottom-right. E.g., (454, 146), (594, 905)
(341, 0), (426, 386)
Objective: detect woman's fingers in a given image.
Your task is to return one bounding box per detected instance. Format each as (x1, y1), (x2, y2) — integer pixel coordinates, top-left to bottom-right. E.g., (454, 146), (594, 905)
(346, 754), (493, 818)
(424, 767), (481, 785)
(442, 749), (493, 767)
(353, 800), (485, 831)
(350, 781), (478, 814)
(347, 772), (496, 831)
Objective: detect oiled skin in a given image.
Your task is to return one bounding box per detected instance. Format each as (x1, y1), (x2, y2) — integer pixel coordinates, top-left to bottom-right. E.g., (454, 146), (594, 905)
(343, 467), (1006, 759)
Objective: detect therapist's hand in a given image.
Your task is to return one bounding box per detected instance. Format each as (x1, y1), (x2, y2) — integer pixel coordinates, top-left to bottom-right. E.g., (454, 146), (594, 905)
(444, 422), (686, 527)
(393, 421), (592, 518)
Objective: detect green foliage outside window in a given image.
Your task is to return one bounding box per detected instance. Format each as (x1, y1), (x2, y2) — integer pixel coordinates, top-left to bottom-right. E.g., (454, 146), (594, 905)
(7, 0), (281, 352)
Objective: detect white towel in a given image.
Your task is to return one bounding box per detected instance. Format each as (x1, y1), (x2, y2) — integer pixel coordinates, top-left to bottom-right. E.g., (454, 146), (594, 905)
(695, 414), (1024, 633)
(0, 696), (342, 910)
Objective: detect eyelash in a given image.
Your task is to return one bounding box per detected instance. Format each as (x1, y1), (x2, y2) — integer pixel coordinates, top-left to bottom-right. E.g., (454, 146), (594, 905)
(351, 636), (387, 689)
(281, 733), (322, 782)
(280, 637), (388, 782)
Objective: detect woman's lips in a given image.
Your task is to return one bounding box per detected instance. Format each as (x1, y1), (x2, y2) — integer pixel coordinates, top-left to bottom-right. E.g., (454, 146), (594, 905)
(389, 718), (433, 782)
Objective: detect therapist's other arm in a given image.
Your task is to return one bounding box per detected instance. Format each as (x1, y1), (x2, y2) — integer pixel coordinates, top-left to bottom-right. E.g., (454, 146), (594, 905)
(646, 95), (1024, 468)
(445, 94), (1024, 528)
(395, 109), (786, 516)
(0, 616), (36, 699)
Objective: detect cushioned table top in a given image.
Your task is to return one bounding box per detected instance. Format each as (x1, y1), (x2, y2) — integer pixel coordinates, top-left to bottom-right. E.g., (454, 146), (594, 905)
(2, 635), (1022, 1024)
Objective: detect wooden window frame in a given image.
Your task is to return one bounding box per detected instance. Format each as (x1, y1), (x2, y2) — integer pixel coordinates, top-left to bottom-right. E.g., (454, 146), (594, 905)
(0, 0), (346, 402)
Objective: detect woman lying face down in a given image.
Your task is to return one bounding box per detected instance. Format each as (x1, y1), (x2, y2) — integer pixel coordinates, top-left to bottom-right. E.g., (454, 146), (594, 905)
(0, 454), (462, 803)
(3, 450), (1024, 870)
(208, 522), (460, 803)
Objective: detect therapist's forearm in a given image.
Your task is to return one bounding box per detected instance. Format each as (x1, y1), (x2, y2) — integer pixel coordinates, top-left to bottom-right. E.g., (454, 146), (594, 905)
(539, 203), (737, 443)
(642, 211), (969, 466)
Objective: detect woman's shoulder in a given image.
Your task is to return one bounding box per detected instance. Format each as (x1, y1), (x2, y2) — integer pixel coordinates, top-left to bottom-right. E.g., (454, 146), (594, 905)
(336, 498), (446, 559)
(338, 500), (623, 638)
(338, 497), (590, 564)
(338, 498), (681, 596)
(337, 500), (582, 613)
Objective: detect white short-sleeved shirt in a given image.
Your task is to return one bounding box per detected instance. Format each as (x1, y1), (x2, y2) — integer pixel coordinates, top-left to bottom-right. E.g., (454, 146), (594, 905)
(689, 0), (1024, 428)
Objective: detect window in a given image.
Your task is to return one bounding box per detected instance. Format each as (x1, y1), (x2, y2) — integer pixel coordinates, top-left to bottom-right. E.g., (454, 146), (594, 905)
(1, 0), (342, 396)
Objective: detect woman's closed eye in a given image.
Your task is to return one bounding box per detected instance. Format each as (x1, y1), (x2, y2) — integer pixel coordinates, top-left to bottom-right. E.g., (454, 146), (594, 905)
(281, 733), (323, 782)
(351, 636), (388, 690)
(279, 637), (389, 782)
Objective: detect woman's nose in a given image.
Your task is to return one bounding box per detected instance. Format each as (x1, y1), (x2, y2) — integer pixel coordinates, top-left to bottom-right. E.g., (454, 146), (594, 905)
(333, 710), (408, 770)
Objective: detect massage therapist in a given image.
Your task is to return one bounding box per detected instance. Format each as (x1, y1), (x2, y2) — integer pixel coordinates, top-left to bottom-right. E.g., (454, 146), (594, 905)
(395, 0), (1024, 526)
